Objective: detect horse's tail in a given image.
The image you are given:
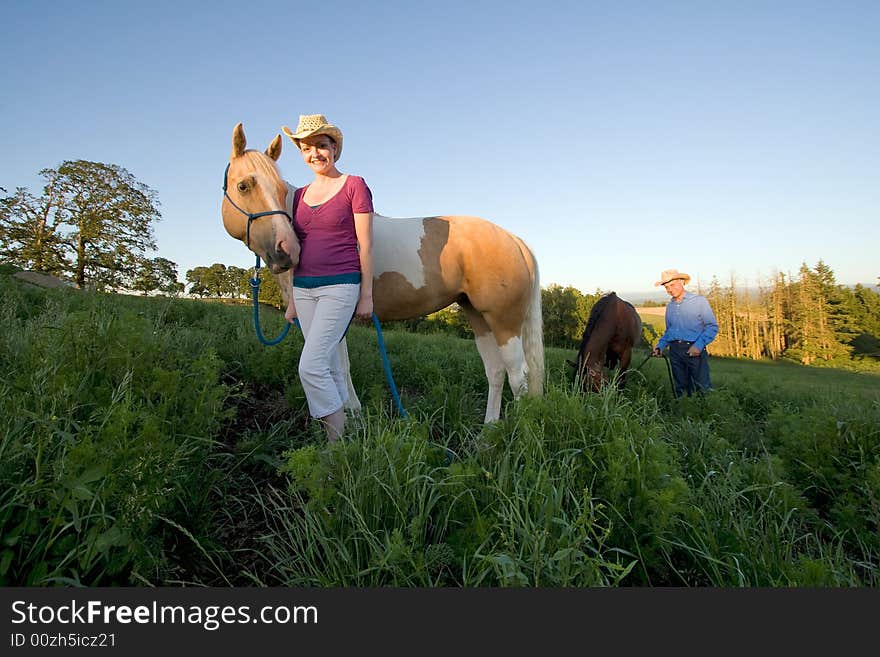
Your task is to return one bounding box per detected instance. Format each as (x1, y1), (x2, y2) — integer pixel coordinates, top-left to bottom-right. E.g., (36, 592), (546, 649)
(512, 236), (544, 397)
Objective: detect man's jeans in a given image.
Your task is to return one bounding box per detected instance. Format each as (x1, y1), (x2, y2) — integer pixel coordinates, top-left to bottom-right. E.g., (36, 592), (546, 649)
(668, 341), (712, 397)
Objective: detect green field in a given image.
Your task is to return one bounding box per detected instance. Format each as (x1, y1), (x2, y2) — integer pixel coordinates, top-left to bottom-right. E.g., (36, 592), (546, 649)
(2, 270), (878, 587)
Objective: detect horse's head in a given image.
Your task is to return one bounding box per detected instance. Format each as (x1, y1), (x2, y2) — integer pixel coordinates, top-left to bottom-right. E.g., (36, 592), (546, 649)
(222, 123), (300, 274)
(572, 353), (606, 393)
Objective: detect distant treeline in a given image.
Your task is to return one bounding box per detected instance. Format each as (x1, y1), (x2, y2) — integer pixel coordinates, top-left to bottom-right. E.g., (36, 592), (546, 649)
(391, 261), (880, 370)
(4, 163), (876, 370)
(179, 260), (880, 370)
(0, 160), (183, 295)
(698, 261), (880, 367)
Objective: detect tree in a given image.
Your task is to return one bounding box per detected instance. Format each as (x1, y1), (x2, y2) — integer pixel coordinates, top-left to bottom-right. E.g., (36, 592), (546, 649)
(766, 272), (788, 358)
(0, 183), (69, 276)
(203, 263), (228, 297)
(787, 262), (850, 364)
(248, 268), (285, 308)
(52, 160), (160, 289)
(224, 265), (248, 298)
(542, 285), (581, 348)
(132, 257), (184, 296)
(541, 285), (602, 349)
(186, 266), (210, 297)
(851, 284), (880, 337)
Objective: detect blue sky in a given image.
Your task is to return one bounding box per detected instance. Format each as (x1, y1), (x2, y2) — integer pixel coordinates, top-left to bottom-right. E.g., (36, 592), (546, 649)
(2, 0), (878, 298)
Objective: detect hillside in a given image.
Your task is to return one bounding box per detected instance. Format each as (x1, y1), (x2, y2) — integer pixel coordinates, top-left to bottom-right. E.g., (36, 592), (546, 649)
(1, 270), (878, 587)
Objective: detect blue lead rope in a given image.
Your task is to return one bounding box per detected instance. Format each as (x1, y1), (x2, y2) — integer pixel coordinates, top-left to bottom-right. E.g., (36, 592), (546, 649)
(250, 255), (407, 418)
(372, 313), (408, 419)
(250, 268), (291, 346)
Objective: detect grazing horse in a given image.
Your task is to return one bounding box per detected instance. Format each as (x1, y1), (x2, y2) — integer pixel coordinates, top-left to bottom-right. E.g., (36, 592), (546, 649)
(570, 292), (642, 393)
(220, 123), (544, 422)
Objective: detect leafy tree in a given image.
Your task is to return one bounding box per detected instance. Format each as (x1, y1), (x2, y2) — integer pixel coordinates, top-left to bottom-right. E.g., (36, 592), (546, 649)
(59, 161), (160, 289)
(185, 263), (227, 297)
(251, 269), (285, 308)
(0, 183), (69, 276)
(186, 266), (210, 297)
(224, 265), (248, 298)
(204, 263), (228, 297)
(541, 284), (600, 348)
(186, 263), (282, 304)
(2, 161), (161, 289)
(132, 257), (184, 296)
(429, 305), (472, 337)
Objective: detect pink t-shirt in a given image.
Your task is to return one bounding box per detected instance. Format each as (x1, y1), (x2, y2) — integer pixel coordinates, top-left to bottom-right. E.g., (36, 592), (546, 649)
(292, 175), (373, 279)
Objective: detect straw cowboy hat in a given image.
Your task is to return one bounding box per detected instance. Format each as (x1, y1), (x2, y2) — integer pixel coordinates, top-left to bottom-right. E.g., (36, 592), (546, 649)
(654, 268), (691, 286)
(282, 114), (343, 161)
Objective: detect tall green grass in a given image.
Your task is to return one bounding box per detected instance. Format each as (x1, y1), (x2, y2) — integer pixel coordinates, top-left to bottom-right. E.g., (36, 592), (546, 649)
(2, 268), (878, 586)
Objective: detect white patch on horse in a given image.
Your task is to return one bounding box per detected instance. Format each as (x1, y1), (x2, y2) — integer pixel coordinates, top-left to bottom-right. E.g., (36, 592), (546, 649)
(372, 214), (426, 289)
(285, 183), (298, 215)
(474, 333), (506, 422)
(498, 336), (528, 398)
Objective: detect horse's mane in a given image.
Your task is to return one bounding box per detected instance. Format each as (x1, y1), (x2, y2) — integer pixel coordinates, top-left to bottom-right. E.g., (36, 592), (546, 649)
(241, 149), (290, 202)
(242, 149), (283, 181)
(582, 292), (618, 343)
(577, 292), (619, 369)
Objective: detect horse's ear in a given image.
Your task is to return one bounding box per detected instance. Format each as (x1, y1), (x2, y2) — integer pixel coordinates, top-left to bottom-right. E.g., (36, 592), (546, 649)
(266, 134), (282, 161)
(232, 123), (247, 159)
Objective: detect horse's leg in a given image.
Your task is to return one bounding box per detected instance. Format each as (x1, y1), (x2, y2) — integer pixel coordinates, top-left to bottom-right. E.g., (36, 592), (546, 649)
(476, 314), (528, 402)
(485, 321), (528, 400)
(460, 302), (506, 423)
(336, 339), (362, 414)
(461, 294), (530, 402)
(617, 346), (633, 390)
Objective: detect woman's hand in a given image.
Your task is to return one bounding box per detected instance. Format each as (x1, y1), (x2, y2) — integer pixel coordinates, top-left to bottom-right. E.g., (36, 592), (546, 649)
(354, 296), (373, 321)
(285, 300), (298, 324)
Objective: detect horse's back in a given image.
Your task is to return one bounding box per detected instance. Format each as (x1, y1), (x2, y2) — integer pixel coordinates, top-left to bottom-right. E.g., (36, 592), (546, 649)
(372, 213), (536, 320)
(618, 298), (642, 348)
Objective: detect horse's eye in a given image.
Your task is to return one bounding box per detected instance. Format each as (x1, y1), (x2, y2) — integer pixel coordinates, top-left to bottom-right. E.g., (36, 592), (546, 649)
(237, 182), (248, 193)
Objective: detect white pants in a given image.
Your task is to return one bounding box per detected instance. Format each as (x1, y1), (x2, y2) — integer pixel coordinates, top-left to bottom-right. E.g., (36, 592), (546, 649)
(293, 284), (359, 418)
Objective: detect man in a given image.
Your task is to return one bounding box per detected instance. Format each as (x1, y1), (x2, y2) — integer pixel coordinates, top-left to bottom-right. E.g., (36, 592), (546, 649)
(651, 269), (719, 397)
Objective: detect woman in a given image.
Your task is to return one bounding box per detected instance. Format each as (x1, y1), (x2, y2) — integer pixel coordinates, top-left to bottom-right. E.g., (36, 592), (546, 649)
(280, 114), (374, 441)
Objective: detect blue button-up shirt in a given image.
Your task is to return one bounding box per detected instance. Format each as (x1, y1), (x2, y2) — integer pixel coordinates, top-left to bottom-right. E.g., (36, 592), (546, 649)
(656, 292), (719, 351)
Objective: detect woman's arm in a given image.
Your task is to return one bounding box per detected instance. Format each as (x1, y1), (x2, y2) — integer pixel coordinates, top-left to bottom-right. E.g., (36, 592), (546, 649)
(353, 211), (373, 320)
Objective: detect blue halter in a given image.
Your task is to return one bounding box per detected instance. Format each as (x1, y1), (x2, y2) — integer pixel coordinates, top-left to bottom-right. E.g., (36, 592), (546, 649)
(223, 162), (294, 345)
(222, 163), (293, 248)
(222, 162), (408, 420)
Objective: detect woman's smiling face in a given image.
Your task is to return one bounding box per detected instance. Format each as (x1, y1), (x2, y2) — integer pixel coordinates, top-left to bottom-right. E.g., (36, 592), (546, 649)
(299, 135), (337, 174)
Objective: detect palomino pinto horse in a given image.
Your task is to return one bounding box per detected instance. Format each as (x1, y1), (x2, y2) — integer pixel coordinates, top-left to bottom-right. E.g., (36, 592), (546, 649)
(221, 123), (544, 422)
(570, 292), (642, 393)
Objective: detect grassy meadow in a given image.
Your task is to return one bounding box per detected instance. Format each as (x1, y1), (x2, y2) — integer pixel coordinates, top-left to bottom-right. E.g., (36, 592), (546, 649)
(2, 266), (879, 587)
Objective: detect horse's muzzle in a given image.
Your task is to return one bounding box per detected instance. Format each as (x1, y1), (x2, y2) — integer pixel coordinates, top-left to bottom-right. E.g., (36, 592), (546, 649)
(265, 254), (294, 274)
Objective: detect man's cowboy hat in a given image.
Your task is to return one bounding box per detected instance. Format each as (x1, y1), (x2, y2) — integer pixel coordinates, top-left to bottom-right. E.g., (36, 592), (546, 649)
(654, 269), (691, 286)
(282, 114), (343, 161)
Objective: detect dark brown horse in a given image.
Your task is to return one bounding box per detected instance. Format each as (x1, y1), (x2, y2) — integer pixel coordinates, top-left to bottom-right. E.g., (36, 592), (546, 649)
(569, 292), (643, 393)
